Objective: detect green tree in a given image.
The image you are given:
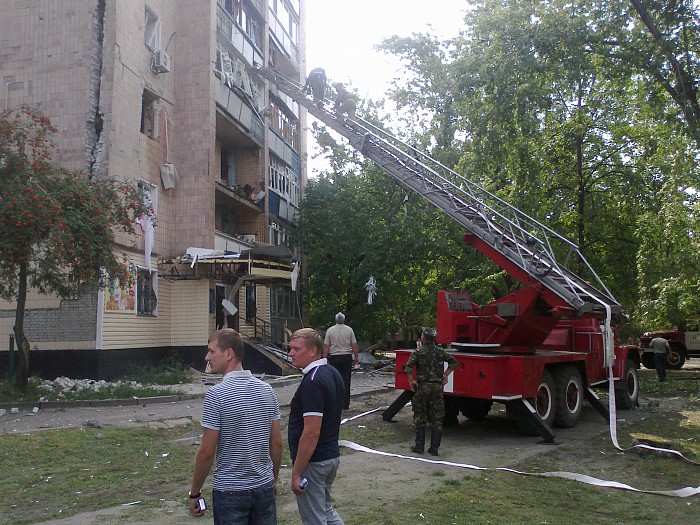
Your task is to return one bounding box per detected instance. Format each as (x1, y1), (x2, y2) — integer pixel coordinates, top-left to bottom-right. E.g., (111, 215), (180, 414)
(377, 0), (696, 324)
(0, 106), (148, 390)
(296, 124), (494, 345)
(592, 0), (700, 144)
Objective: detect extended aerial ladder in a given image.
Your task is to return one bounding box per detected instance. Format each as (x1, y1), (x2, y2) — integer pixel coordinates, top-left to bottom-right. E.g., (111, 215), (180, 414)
(257, 67), (642, 441)
(257, 66), (622, 324)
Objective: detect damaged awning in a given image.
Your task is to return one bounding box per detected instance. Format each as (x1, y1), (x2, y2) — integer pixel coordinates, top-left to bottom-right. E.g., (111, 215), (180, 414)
(160, 245), (296, 286)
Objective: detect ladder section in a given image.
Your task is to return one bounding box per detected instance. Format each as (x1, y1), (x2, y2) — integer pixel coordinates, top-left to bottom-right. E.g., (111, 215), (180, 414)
(256, 67), (622, 318)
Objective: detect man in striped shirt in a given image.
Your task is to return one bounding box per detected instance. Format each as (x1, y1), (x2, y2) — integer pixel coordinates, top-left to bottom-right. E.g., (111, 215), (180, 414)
(288, 328), (345, 525)
(188, 328), (283, 524)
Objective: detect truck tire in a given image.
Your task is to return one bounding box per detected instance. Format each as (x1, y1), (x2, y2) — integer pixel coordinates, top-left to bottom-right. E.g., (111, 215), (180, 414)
(507, 369), (556, 434)
(553, 366), (583, 428)
(460, 399), (493, 421)
(615, 358), (639, 409)
(667, 343), (686, 369)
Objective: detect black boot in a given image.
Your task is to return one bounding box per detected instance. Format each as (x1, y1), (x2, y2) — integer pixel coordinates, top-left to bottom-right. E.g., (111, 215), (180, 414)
(428, 429), (442, 456)
(411, 426), (426, 454)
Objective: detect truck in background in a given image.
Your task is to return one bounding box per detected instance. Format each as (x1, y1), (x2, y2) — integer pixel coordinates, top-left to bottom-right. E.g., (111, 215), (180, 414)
(639, 319), (700, 369)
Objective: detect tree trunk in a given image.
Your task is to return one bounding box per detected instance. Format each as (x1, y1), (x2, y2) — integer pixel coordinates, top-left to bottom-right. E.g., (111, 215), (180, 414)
(13, 262), (30, 390)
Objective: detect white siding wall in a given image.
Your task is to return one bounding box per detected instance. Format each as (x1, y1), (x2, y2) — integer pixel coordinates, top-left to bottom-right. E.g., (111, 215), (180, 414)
(171, 279), (212, 346)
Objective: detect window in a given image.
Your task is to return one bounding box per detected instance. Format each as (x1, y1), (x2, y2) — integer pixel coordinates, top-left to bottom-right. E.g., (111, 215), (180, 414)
(215, 205), (236, 236)
(136, 268), (158, 316)
(140, 90), (160, 139)
(144, 7), (162, 51)
(269, 97), (299, 148)
(245, 284), (257, 322)
(269, 218), (292, 247)
(271, 285), (298, 319)
(138, 180), (158, 220)
(220, 150), (236, 186)
(269, 154), (300, 205)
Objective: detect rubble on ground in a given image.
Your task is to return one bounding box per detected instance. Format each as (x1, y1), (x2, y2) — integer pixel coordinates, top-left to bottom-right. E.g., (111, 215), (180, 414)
(36, 376), (144, 401)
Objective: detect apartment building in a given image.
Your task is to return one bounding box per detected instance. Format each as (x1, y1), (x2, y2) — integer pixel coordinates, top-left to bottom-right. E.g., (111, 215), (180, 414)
(0, 0), (306, 378)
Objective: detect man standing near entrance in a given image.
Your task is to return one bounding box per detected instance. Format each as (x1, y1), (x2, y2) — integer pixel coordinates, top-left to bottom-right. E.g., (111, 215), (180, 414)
(323, 312), (359, 410)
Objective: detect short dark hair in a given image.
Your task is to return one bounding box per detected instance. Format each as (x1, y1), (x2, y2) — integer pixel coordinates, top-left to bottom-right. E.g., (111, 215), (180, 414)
(291, 328), (323, 356)
(209, 328), (245, 362)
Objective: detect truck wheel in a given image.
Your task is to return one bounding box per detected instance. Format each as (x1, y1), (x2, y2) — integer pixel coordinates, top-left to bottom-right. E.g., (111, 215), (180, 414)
(460, 399), (493, 421)
(615, 358), (639, 409)
(506, 369), (556, 435)
(640, 353), (655, 369)
(553, 366), (583, 428)
(534, 369), (556, 427)
(667, 343), (686, 369)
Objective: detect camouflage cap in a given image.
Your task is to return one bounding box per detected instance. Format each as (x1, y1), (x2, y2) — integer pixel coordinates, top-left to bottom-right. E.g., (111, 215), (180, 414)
(422, 327), (437, 340)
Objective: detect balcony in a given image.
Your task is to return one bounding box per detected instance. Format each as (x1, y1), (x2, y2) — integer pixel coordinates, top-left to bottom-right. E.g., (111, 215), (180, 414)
(217, 3), (263, 67)
(215, 75), (264, 145)
(268, 8), (299, 73)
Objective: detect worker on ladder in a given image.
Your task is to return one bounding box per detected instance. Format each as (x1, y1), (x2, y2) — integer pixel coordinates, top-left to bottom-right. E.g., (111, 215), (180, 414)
(333, 82), (356, 123)
(302, 67), (327, 104)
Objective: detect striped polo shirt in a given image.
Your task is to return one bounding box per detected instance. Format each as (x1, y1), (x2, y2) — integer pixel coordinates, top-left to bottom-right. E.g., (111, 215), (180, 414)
(202, 370), (280, 491)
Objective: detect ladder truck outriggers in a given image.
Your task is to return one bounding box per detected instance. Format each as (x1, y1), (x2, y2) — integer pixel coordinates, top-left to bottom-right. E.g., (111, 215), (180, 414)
(258, 66), (640, 442)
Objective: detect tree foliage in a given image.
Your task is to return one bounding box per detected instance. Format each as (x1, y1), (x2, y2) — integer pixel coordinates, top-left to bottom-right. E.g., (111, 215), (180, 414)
(0, 106), (149, 389)
(296, 125), (498, 345)
(299, 0), (700, 343)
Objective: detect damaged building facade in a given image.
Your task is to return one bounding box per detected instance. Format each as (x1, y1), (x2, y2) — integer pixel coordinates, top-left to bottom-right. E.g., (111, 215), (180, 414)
(0, 0), (306, 378)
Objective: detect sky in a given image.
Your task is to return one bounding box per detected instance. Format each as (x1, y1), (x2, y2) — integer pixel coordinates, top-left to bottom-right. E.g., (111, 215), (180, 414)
(304, 0), (469, 99)
(303, 0), (470, 173)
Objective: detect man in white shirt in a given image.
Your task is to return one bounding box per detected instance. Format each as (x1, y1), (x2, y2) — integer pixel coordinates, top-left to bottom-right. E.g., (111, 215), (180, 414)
(323, 312), (359, 410)
(649, 336), (671, 382)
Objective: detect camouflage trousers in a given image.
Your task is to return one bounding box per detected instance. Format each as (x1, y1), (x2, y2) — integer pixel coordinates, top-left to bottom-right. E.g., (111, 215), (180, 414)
(412, 382), (444, 431)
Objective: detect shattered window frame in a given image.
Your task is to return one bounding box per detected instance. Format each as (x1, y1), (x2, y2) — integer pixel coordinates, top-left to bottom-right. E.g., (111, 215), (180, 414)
(136, 267), (158, 317)
(144, 6), (162, 51)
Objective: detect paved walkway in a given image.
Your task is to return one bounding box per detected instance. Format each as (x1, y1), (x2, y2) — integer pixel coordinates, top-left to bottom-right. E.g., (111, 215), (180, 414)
(0, 370), (395, 434)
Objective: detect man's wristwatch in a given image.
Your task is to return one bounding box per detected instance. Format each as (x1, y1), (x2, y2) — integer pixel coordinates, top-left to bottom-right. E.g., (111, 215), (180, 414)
(189, 491), (202, 499)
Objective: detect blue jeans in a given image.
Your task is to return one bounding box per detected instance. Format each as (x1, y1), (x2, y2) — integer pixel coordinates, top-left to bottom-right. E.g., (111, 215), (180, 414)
(213, 482), (276, 525)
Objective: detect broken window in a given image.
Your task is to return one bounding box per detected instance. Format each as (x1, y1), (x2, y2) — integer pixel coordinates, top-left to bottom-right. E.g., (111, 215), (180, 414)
(138, 180), (158, 222)
(140, 89), (160, 139)
(144, 7), (162, 51)
(136, 268), (158, 316)
(220, 149), (236, 186)
(268, 154), (299, 204)
(269, 96), (298, 148)
(215, 205), (236, 236)
(269, 218), (292, 247)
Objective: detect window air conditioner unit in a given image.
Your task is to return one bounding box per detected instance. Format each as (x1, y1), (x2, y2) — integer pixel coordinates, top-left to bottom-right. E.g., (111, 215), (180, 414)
(153, 50), (171, 73)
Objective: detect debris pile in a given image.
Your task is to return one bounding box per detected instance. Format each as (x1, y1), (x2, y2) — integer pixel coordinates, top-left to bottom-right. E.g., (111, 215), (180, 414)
(37, 376), (143, 399)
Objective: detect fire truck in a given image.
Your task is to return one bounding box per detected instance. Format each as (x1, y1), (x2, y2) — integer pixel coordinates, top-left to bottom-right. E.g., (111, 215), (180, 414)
(639, 319), (700, 369)
(258, 67), (640, 442)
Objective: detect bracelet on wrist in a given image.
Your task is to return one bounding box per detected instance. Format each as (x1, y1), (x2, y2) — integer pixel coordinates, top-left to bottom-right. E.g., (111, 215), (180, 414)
(189, 492), (202, 499)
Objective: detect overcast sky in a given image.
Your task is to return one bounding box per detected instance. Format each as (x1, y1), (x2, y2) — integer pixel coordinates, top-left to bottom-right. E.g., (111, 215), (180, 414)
(303, 0), (469, 174)
(305, 0), (468, 99)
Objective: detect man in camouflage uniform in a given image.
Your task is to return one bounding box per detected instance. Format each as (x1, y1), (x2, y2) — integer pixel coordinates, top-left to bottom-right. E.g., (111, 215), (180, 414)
(404, 327), (458, 456)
